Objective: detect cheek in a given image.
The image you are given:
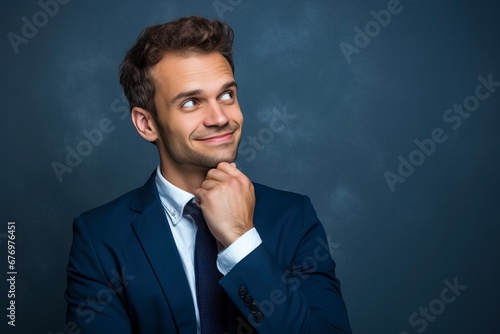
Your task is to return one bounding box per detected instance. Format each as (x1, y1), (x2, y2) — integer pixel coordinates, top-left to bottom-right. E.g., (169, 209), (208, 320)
(156, 118), (184, 143)
(183, 117), (206, 138)
(238, 110), (244, 124)
(230, 105), (244, 124)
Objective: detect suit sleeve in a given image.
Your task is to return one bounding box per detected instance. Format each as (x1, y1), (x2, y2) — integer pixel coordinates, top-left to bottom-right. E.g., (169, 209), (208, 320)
(219, 195), (352, 333)
(65, 216), (132, 334)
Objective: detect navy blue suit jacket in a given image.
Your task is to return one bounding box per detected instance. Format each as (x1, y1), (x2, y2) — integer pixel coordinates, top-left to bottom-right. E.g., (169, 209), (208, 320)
(65, 171), (351, 333)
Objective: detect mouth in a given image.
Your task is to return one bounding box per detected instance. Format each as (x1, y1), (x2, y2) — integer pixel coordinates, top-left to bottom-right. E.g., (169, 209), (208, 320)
(197, 132), (234, 143)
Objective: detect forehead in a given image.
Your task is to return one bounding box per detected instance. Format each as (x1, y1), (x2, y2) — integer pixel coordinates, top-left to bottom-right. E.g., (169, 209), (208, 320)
(149, 52), (234, 97)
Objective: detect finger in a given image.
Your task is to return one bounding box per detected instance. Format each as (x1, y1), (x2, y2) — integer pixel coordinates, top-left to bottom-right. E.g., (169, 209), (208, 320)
(194, 188), (207, 206)
(206, 167), (230, 181)
(216, 161), (241, 177)
(200, 179), (219, 190)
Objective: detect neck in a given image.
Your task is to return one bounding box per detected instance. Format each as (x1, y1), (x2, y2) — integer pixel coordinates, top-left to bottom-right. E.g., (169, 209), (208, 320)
(159, 159), (208, 195)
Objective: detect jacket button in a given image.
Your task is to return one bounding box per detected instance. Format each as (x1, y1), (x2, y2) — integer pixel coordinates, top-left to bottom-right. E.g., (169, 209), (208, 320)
(249, 302), (259, 313)
(243, 295), (254, 305)
(253, 312), (264, 324)
(238, 286), (248, 297)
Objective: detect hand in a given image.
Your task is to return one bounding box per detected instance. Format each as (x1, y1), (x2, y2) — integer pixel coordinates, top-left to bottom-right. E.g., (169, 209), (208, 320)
(194, 162), (255, 248)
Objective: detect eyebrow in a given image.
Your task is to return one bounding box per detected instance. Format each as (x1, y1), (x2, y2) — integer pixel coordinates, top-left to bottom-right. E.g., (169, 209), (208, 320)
(170, 81), (238, 105)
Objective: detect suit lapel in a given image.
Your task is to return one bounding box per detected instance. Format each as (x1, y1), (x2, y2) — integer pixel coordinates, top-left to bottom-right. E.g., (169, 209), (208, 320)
(131, 172), (197, 333)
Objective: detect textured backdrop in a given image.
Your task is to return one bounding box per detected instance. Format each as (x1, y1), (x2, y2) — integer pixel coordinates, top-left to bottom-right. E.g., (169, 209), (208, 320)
(1, 0), (500, 333)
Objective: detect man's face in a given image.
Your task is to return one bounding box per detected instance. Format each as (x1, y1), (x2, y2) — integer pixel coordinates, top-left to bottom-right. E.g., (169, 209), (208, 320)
(149, 52), (243, 170)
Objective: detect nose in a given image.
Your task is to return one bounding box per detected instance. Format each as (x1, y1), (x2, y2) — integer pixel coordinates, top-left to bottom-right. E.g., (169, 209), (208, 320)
(203, 101), (229, 127)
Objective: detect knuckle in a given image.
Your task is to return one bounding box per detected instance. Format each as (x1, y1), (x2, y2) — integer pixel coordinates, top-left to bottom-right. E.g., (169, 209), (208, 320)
(240, 176), (251, 188)
(207, 169), (217, 179)
(217, 161), (228, 169)
(227, 176), (239, 187)
(194, 188), (203, 198)
(205, 190), (216, 202)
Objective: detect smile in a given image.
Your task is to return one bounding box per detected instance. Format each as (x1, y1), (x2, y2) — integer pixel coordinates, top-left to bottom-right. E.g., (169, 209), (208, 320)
(198, 132), (234, 143)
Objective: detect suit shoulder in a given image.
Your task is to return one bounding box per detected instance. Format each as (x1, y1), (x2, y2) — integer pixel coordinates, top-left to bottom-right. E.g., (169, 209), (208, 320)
(77, 171), (156, 224)
(76, 186), (141, 226)
(253, 182), (309, 206)
(252, 183), (321, 240)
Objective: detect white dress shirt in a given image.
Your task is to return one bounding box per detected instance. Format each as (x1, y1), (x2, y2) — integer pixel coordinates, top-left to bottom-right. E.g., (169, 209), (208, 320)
(154, 166), (262, 333)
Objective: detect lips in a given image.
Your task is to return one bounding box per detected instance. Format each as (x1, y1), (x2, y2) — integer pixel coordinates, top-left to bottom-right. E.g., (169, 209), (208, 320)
(198, 132), (234, 142)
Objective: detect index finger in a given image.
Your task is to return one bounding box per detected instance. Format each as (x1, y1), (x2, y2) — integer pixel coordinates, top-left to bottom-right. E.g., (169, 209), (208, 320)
(216, 161), (240, 176)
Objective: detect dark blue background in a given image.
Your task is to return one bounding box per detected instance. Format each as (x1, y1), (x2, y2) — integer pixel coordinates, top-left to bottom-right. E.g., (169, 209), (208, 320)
(1, 0), (499, 333)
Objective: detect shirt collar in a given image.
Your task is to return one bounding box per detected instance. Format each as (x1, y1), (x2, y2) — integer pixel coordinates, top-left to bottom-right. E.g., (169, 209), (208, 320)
(154, 165), (194, 226)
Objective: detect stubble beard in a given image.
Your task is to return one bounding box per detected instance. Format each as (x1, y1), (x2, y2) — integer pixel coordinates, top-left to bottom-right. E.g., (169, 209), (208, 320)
(158, 124), (241, 169)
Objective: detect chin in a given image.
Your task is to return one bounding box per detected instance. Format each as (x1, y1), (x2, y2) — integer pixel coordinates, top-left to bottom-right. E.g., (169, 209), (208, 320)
(201, 151), (238, 168)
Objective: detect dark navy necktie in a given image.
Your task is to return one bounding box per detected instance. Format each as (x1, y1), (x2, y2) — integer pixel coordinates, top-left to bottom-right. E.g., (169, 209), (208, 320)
(184, 201), (228, 334)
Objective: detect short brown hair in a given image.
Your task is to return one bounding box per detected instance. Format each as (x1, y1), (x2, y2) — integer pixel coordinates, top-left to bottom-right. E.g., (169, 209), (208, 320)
(119, 16), (235, 122)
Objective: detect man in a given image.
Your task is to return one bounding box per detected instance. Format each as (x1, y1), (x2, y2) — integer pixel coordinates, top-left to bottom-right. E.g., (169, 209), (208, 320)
(65, 16), (351, 333)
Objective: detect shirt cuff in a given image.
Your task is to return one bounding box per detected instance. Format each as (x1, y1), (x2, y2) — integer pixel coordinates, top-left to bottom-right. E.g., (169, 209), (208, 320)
(217, 227), (262, 275)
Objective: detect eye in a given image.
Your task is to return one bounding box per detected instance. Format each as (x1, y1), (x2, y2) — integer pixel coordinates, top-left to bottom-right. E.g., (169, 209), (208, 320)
(219, 91), (234, 101)
(181, 99), (196, 108)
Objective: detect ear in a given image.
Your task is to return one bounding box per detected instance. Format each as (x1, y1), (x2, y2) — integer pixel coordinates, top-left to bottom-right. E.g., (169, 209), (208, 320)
(131, 107), (159, 143)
